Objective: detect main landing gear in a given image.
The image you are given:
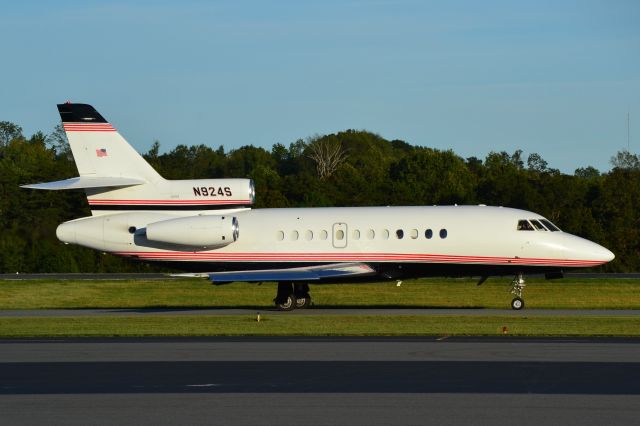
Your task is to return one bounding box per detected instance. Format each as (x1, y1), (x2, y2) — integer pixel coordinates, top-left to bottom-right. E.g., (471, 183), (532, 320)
(274, 282), (311, 311)
(509, 273), (526, 310)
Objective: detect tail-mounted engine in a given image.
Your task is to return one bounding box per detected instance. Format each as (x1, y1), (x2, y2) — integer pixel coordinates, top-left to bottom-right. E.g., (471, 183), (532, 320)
(56, 213), (239, 251)
(146, 215), (239, 247)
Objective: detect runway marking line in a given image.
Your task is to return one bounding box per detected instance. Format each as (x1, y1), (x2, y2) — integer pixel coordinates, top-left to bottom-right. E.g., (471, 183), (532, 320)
(186, 383), (220, 387)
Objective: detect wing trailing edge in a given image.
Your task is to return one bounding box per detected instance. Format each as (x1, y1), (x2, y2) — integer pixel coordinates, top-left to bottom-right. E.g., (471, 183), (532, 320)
(171, 262), (377, 283)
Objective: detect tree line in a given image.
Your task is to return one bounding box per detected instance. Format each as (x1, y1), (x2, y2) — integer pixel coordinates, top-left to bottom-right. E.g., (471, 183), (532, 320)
(1, 120), (638, 273)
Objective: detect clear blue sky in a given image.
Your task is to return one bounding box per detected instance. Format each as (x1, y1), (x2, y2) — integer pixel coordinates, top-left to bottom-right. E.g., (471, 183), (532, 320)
(1, 0), (638, 173)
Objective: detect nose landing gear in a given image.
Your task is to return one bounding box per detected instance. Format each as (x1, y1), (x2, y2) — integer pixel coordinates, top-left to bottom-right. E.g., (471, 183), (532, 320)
(510, 273), (526, 310)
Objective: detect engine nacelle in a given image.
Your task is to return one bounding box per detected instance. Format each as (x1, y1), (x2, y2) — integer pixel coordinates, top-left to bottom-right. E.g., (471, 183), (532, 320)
(145, 215), (239, 247)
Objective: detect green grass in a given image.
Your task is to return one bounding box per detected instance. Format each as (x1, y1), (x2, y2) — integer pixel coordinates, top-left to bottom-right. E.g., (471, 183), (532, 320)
(1, 314), (639, 337)
(1, 277), (640, 310)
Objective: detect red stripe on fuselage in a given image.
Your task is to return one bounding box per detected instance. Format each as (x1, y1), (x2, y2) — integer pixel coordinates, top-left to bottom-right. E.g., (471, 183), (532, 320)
(111, 251), (607, 267)
(88, 199), (251, 205)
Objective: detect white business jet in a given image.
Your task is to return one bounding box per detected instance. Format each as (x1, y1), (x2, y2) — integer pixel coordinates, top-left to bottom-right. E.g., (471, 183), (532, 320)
(22, 103), (615, 310)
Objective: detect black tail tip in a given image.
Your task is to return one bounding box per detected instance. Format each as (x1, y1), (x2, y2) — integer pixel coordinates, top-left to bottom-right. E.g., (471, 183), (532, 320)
(57, 103), (108, 123)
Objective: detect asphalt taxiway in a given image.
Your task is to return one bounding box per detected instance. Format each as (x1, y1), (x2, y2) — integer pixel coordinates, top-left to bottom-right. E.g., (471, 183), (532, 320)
(1, 337), (639, 425)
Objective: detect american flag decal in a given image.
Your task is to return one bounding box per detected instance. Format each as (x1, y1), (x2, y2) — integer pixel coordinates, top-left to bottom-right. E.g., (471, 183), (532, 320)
(96, 148), (108, 157)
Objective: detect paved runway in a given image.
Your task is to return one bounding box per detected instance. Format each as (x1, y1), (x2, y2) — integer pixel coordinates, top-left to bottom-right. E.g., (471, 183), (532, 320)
(1, 337), (639, 425)
(1, 307), (639, 317)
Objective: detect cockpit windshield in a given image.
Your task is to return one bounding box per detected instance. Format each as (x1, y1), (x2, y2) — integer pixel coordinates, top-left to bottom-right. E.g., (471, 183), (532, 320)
(530, 219), (547, 231)
(517, 220), (535, 231)
(517, 218), (561, 232)
(540, 219), (561, 232)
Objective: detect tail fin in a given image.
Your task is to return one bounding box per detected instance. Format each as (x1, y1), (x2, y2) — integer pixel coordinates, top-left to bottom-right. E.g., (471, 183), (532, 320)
(58, 103), (162, 183)
(23, 102), (255, 216)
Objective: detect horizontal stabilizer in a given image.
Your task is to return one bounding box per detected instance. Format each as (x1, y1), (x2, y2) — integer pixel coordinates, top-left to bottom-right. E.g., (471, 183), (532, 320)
(204, 262), (376, 283)
(21, 176), (146, 190)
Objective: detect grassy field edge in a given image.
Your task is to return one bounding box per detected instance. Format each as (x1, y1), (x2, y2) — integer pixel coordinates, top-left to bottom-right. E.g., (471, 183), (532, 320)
(2, 315), (640, 338)
(1, 278), (640, 310)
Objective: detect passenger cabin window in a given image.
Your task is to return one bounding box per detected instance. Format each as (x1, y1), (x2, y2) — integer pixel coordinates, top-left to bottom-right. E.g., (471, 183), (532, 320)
(367, 229), (375, 239)
(305, 230), (313, 240)
(530, 219), (547, 231)
(276, 231), (285, 241)
(517, 220), (535, 231)
(291, 230), (299, 240)
(425, 229), (433, 239)
(320, 230), (328, 240)
(439, 229), (447, 239)
(336, 229), (345, 240)
(540, 219), (561, 232)
(382, 229), (390, 240)
(410, 229), (418, 239)
(353, 230), (361, 240)
(396, 229), (404, 239)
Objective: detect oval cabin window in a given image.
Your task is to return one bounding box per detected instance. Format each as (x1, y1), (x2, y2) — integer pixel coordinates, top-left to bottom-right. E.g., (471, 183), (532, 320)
(353, 230), (361, 240)
(336, 230), (345, 240)
(425, 229), (433, 239)
(439, 229), (447, 239)
(382, 229), (390, 240)
(410, 229), (418, 239)
(320, 230), (328, 240)
(367, 229), (375, 239)
(305, 230), (313, 240)
(276, 231), (284, 241)
(291, 230), (299, 241)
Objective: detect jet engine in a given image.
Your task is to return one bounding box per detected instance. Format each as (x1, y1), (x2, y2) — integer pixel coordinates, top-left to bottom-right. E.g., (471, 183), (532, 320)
(145, 215), (239, 247)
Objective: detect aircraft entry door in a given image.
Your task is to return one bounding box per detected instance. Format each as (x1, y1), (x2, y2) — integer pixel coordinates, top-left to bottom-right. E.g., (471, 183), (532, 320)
(332, 223), (348, 249)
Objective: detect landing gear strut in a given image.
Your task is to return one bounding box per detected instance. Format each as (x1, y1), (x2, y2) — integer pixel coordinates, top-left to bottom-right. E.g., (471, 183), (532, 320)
(274, 282), (312, 311)
(509, 273), (525, 310)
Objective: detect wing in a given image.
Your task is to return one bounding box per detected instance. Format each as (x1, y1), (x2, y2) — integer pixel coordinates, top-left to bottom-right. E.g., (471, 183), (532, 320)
(172, 262), (376, 283)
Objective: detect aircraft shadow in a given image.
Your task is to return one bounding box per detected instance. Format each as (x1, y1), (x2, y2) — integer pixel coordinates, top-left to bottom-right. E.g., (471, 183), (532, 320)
(84, 304), (490, 313)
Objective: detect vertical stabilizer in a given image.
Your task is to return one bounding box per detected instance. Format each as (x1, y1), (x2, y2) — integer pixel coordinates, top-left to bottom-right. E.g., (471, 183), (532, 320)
(23, 103), (254, 216)
(58, 103), (162, 183)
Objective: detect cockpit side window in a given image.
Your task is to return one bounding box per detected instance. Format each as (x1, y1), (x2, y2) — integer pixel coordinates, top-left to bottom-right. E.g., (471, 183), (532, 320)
(530, 219), (547, 231)
(540, 219), (561, 232)
(517, 220), (535, 231)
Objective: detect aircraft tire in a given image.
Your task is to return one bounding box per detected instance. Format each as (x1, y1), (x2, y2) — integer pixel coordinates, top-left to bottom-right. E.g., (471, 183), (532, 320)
(295, 293), (311, 309)
(275, 295), (296, 311)
(511, 297), (524, 310)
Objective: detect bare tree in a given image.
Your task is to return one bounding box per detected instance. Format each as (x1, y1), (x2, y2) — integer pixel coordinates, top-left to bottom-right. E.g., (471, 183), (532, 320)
(306, 137), (348, 179)
(611, 150), (640, 170)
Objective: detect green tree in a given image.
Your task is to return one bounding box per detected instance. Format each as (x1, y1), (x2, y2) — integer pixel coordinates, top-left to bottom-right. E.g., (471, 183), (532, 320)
(0, 121), (23, 147)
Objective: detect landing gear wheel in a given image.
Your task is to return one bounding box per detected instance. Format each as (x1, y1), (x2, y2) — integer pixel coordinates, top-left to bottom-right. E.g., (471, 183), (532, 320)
(295, 293), (311, 309)
(509, 273), (526, 310)
(293, 283), (311, 309)
(511, 297), (524, 310)
(275, 282), (296, 311)
(275, 294), (296, 311)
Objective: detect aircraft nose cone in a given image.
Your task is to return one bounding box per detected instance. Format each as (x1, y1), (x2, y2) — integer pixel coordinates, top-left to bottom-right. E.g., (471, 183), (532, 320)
(596, 244), (615, 263)
(584, 239), (615, 263)
(564, 234), (614, 264)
